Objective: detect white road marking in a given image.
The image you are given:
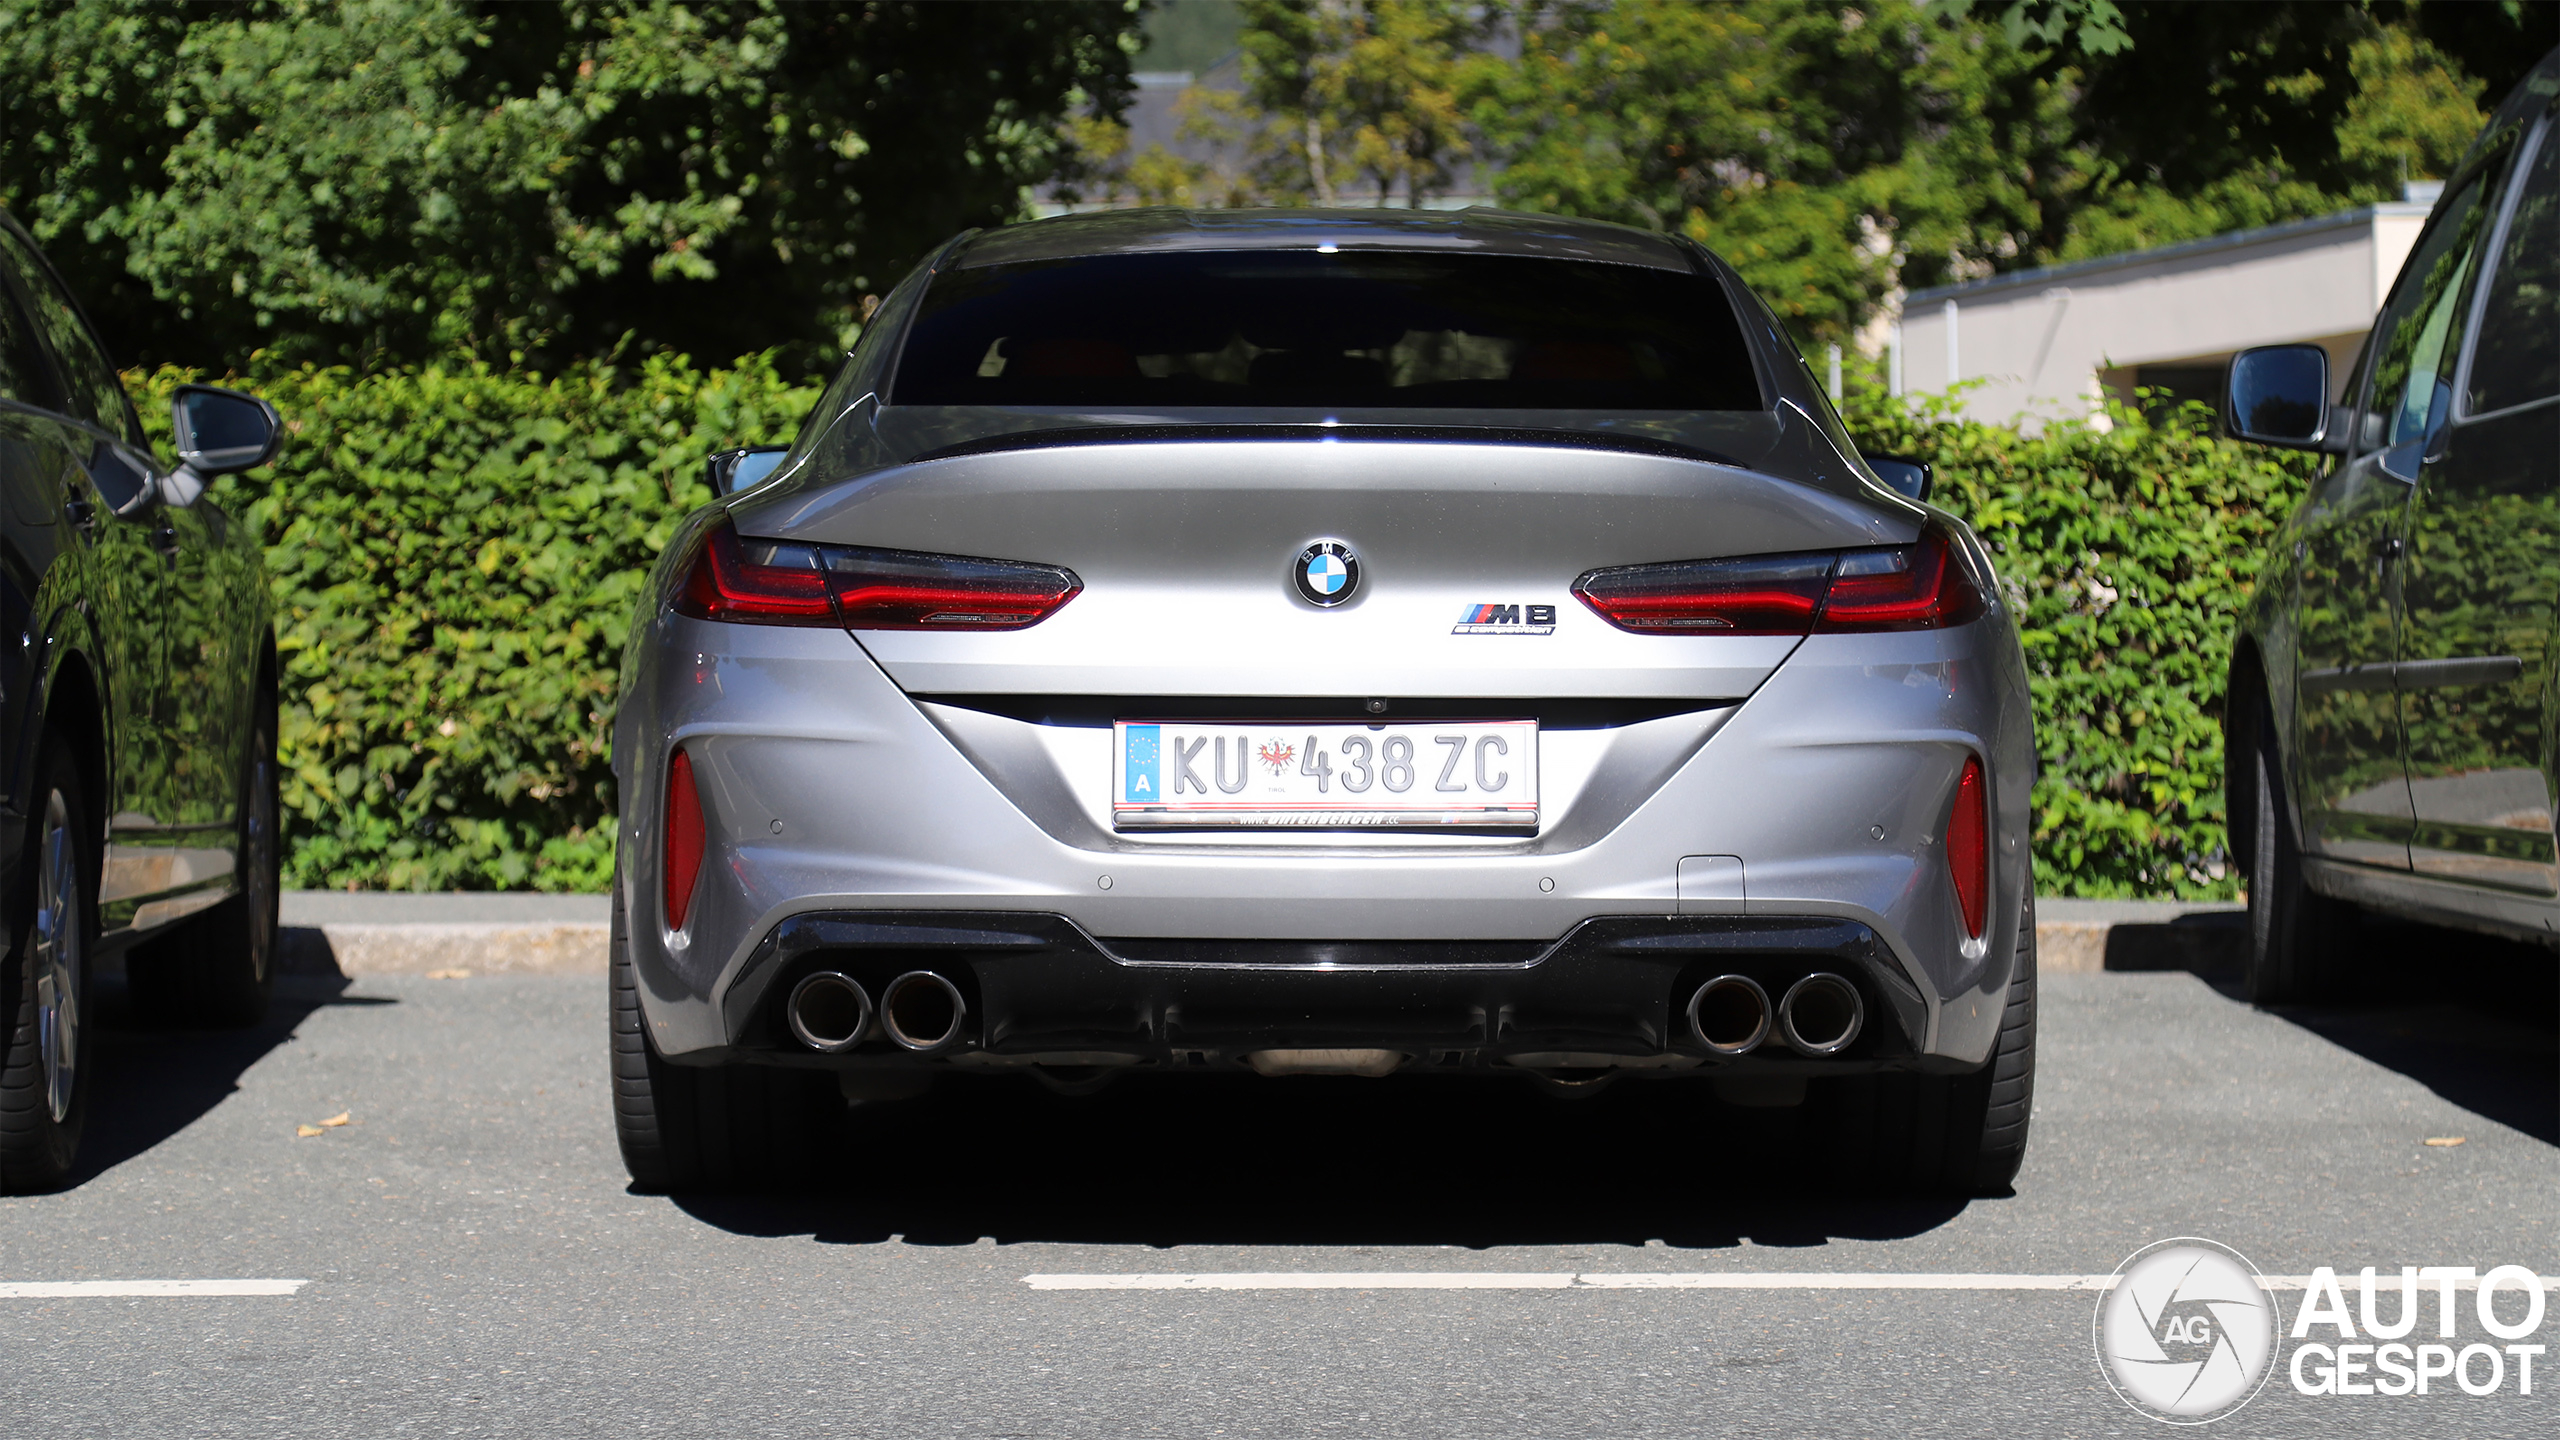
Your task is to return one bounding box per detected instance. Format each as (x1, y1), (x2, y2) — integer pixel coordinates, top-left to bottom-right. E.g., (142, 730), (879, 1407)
(1025, 1272), (2124, 1292)
(0, 1279), (309, 1298)
(1024, 1271), (2560, 1293)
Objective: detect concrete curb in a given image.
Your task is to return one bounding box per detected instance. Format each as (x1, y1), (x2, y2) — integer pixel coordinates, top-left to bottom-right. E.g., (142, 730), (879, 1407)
(277, 892), (2245, 978)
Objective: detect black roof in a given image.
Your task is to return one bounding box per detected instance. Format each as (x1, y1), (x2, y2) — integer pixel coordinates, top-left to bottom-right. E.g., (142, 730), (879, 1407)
(953, 206), (1697, 273)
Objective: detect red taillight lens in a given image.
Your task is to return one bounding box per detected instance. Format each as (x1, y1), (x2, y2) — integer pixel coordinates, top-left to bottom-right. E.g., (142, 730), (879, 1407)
(1819, 528), (1987, 632)
(675, 522), (838, 625)
(671, 519), (1081, 631)
(1572, 523), (1986, 636)
(1946, 753), (1989, 939)
(1570, 551), (1835, 633)
(823, 547), (1084, 630)
(664, 747), (706, 932)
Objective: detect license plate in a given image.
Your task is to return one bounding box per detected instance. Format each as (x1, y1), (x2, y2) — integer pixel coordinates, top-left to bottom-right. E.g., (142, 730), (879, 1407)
(1114, 720), (1538, 829)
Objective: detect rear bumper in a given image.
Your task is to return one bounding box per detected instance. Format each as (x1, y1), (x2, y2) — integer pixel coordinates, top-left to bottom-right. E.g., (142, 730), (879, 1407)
(614, 601), (2037, 1069)
(686, 909), (1958, 1075)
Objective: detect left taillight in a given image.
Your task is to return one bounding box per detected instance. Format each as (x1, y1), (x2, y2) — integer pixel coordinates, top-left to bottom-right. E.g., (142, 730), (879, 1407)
(664, 747), (706, 932)
(1573, 522), (1986, 636)
(1946, 754), (1989, 940)
(672, 517), (1082, 631)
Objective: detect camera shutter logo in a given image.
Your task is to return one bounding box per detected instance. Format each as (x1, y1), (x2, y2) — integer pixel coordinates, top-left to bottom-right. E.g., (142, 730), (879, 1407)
(2095, 1238), (2279, 1423)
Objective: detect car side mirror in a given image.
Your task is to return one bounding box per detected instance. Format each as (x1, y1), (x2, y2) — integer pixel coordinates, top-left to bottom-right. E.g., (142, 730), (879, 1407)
(172, 384), (281, 475)
(163, 384), (282, 506)
(1865, 455), (1933, 502)
(706, 446), (790, 497)
(2223, 345), (2329, 449)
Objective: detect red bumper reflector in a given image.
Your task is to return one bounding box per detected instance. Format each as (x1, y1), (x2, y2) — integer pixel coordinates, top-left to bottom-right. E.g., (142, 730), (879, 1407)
(1572, 521), (1986, 636)
(1947, 754), (1989, 939)
(664, 748), (706, 932)
(672, 518), (1081, 630)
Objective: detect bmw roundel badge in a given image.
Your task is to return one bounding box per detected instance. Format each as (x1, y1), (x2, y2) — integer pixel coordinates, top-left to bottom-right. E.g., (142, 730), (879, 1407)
(1293, 541), (1361, 606)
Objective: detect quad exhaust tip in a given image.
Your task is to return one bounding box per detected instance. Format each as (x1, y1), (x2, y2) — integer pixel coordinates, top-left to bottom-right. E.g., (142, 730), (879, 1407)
(786, 971), (873, 1054)
(1779, 973), (1864, 1056)
(880, 970), (969, 1053)
(1687, 974), (1772, 1056)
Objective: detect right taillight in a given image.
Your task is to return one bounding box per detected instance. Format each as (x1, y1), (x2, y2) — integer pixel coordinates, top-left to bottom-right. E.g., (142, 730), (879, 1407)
(1567, 550), (1835, 633)
(672, 517), (1082, 630)
(1573, 522), (1986, 635)
(1946, 753), (1989, 939)
(664, 747), (706, 932)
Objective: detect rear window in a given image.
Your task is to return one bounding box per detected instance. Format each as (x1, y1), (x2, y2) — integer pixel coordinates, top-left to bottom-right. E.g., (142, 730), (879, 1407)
(893, 250), (1763, 411)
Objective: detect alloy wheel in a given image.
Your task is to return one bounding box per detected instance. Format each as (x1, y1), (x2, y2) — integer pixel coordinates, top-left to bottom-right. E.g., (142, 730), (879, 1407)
(31, 788), (81, 1125)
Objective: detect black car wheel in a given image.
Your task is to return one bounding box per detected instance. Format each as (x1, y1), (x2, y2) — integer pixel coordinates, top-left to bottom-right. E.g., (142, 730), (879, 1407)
(2245, 696), (2340, 1004)
(609, 872), (838, 1192)
(1, 736), (98, 1193)
(1816, 891), (2037, 1195)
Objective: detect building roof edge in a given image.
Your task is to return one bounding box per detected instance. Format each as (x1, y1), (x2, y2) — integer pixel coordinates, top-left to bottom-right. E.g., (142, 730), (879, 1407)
(1904, 203), (2433, 308)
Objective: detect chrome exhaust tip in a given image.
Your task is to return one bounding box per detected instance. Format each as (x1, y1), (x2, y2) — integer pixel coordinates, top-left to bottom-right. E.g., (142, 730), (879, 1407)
(879, 970), (968, 1053)
(1686, 974), (1772, 1056)
(785, 971), (872, 1054)
(1778, 972), (1864, 1056)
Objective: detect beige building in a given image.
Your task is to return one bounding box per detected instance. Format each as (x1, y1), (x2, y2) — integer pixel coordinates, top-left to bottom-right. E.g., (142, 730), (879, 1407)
(1891, 200), (2436, 424)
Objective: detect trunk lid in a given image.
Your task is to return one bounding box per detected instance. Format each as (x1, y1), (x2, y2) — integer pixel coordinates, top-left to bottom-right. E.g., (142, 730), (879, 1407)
(730, 429), (1911, 701)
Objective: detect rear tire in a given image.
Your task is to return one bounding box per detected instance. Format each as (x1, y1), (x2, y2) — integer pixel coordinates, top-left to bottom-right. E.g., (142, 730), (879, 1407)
(1816, 892), (2036, 1195)
(609, 875), (837, 1191)
(1, 736), (99, 1193)
(132, 696), (279, 1028)
(2245, 696), (2340, 1004)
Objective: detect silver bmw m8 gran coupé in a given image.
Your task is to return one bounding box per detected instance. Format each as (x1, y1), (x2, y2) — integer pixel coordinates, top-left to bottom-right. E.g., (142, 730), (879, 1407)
(609, 208), (2039, 1194)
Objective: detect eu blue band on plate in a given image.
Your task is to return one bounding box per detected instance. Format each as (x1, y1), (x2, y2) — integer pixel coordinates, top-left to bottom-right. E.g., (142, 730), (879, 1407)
(1123, 724), (1161, 802)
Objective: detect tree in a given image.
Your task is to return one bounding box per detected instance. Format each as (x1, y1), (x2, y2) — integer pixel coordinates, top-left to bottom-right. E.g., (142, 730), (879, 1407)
(0, 0), (1143, 374)
(1462, 1), (2066, 344)
(1057, 0), (1490, 210)
(1460, 0), (2555, 349)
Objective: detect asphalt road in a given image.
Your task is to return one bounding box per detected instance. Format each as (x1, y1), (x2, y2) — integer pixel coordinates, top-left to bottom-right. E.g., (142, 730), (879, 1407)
(1, 923), (2552, 1438)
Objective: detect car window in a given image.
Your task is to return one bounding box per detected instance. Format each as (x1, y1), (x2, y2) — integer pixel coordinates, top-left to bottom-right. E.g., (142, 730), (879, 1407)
(0, 273), (55, 409)
(0, 226), (145, 447)
(2366, 171), (2498, 471)
(2466, 120), (2559, 415)
(894, 250), (1764, 411)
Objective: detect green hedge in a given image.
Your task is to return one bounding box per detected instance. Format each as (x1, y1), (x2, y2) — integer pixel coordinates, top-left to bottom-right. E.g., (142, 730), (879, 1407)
(1841, 384), (2323, 898)
(132, 362), (2313, 897)
(131, 358), (818, 891)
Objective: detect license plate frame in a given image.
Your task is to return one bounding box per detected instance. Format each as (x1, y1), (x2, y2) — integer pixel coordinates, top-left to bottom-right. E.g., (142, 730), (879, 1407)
(1112, 718), (1539, 830)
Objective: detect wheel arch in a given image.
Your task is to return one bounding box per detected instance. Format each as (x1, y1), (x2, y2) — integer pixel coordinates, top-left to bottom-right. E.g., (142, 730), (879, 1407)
(2224, 638), (2285, 879)
(38, 648), (107, 844)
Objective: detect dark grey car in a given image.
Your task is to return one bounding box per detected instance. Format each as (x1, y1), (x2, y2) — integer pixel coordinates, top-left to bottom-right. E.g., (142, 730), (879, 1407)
(0, 212), (285, 1192)
(2223, 48), (2560, 997)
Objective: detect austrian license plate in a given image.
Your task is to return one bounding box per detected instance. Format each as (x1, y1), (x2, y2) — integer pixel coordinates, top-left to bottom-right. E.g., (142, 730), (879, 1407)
(1113, 719), (1538, 829)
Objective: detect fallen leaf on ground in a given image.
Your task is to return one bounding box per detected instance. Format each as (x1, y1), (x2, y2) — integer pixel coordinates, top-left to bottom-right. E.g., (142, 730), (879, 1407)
(2424, 1136), (2467, 1147)
(425, 968), (471, 979)
(319, 1112), (352, 1128)
(295, 1125), (324, 1138)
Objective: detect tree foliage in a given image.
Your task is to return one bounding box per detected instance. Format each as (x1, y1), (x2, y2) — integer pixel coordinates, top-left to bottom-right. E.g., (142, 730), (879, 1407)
(1457, 0), (2552, 347)
(0, 0), (1143, 375)
(1063, 0), (1492, 209)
